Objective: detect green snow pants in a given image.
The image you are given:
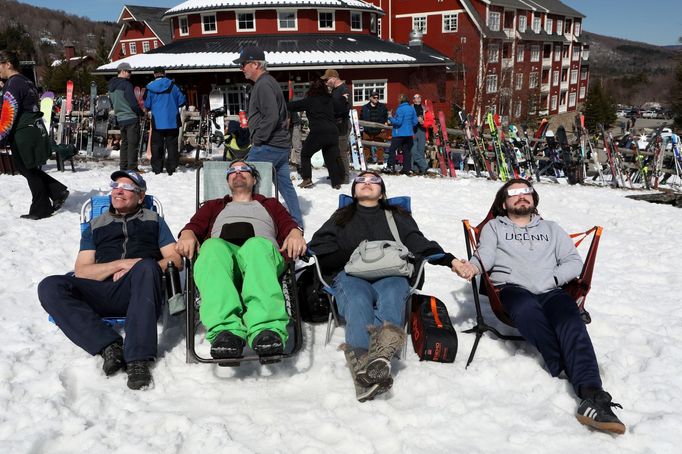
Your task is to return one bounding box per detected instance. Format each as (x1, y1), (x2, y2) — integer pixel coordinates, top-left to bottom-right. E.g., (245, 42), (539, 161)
(194, 237), (288, 346)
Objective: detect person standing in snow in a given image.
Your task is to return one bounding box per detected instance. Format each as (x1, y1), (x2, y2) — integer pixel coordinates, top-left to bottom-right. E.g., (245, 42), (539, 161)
(384, 94), (418, 175)
(38, 170), (181, 390)
(321, 69), (352, 182)
(309, 171), (461, 402)
(144, 66), (186, 175)
(108, 62), (143, 172)
(453, 178), (626, 435)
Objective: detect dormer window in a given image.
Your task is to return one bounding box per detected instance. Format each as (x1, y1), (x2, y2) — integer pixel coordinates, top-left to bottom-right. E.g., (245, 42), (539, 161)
(370, 14), (377, 33)
(318, 11), (335, 30)
(488, 12), (501, 32)
(237, 11), (256, 32)
(202, 13), (217, 34)
(179, 16), (189, 36)
(351, 11), (362, 31)
(278, 10), (297, 31)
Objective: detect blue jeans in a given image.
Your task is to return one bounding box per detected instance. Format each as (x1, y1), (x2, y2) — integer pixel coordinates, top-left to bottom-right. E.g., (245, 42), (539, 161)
(333, 271), (411, 349)
(411, 128), (428, 172)
(249, 144), (304, 227)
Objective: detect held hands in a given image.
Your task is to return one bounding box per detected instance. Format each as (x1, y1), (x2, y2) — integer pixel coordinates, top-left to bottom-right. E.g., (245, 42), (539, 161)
(113, 258), (142, 282)
(451, 258), (479, 281)
(176, 230), (199, 259)
(280, 228), (307, 260)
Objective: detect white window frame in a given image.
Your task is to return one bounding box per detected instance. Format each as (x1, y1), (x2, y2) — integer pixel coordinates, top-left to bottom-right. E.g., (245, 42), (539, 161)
(554, 47), (561, 61)
(153, 40), (159, 49)
(557, 19), (563, 35)
(488, 44), (499, 63)
(202, 13), (218, 34)
(351, 11), (362, 31)
(514, 100), (522, 117)
(318, 10), (335, 31)
(532, 15), (541, 33)
(486, 74), (498, 94)
(488, 12), (501, 32)
(179, 16), (189, 36)
(352, 80), (387, 106)
(580, 67), (588, 80)
(121, 42), (126, 56)
(569, 92), (577, 107)
(413, 15), (427, 34)
(515, 73), (523, 90)
(570, 69), (578, 84)
(516, 44), (524, 62)
(530, 45), (540, 62)
(142, 41), (150, 52)
(551, 95), (558, 110)
(573, 48), (580, 61)
(574, 22), (581, 36)
(529, 72), (538, 88)
(129, 42), (137, 54)
(518, 15), (527, 33)
(236, 11), (256, 32)
(370, 14), (377, 33)
(579, 85), (586, 99)
(552, 71), (559, 85)
(377, 17), (381, 36)
(443, 13), (458, 32)
(277, 10), (297, 31)
(545, 17), (553, 34)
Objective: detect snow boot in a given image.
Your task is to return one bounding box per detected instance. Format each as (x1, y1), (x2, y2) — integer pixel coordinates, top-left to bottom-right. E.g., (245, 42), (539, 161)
(356, 322), (406, 387)
(126, 360), (152, 390)
(210, 330), (245, 359)
(252, 329), (284, 356)
(344, 349), (392, 402)
(576, 388), (626, 435)
(100, 340), (124, 376)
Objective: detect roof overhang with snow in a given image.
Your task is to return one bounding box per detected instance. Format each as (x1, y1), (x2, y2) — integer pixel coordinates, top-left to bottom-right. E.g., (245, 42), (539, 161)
(163, 0), (384, 19)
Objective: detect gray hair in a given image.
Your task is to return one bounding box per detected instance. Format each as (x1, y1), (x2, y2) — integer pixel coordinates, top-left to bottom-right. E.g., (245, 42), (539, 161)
(254, 60), (268, 70)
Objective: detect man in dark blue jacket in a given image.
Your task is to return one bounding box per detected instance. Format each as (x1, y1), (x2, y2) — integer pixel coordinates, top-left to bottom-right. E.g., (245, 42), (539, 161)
(108, 62), (143, 172)
(359, 90), (388, 164)
(144, 67), (187, 175)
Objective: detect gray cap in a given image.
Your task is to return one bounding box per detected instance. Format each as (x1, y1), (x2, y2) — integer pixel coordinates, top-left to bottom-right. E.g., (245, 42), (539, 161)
(117, 62), (132, 72)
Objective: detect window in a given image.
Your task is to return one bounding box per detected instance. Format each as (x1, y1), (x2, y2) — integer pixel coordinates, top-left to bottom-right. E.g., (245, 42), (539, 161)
(561, 68), (568, 82)
(488, 44), (499, 63)
(552, 71), (559, 85)
(351, 11), (362, 31)
(554, 45), (561, 61)
(488, 12), (501, 32)
(318, 11), (335, 30)
(370, 14), (377, 33)
(574, 21), (581, 36)
(413, 15), (427, 34)
(533, 15), (541, 33)
(569, 92), (577, 107)
(237, 12), (255, 31)
(560, 92), (567, 106)
(557, 20), (563, 35)
(516, 44), (524, 62)
(551, 95), (558, 110)
(142, 41), (150, 52)
(545, 18), (553, 34)
(486, 74), (498, 94)
(543, 44), (552, 59)
(515, 73), (523, 90)
(570, 69), (578, 84)
(579, 85), (586, 99)
(529, 72), (539, 88)
(129, 42), (137, 54)
(562, 44), (570, 59)
(179, 16), (189, 36)
(202, 13), (217, 34)
(573, 48), (580, 61)
(443, 13), (458, 32)
(278, 11), (297, 30)
(502, 43), (512, 59)
(530, 45), (540, 62)
(153, 40), (159, 49)
(121, 43), (126, 55)
(515, 100), (522, 117)
(518, 15), (527, 33)
(352, 80), (387, 106)
(581, 67), (588, 80)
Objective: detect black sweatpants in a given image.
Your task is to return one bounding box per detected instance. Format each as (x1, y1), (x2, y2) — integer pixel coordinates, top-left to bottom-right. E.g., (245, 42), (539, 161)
(386, 136), (414, 173)
(150, 127), (179, 174)
(119, 121), (140, 171)
(12, 149), (67, 218)
(300, 132), (344, 186)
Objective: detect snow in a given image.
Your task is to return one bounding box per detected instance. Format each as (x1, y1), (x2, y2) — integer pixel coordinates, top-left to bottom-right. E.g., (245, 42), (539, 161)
(1, 161), (681, 453)
(165, 0), (383, 16)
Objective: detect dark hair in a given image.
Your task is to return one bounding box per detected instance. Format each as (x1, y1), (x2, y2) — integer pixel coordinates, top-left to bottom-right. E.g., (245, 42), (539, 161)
(332, 171), (404, 226)
(398, 93), (409, 104)
(491, 178), (539, 217)
(0, 50), (21, 70)
(306, 78), (330, 98)
(227, 159), (260, 192)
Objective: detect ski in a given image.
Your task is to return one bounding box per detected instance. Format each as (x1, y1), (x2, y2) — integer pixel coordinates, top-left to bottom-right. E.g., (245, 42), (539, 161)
(471, 119), (497, 180)
(349, 108), (367, 171)
(487, 112), (508, 181)
(431, 112), (448, 177)
(438, 110), (456, 177)
(458, 110), (481, 177)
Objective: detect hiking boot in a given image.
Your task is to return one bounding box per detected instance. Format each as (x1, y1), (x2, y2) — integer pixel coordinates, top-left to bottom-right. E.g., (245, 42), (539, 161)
(100, 340), (124, 376)
(356, 323), (406, 387)
(210, 330), (245, 359)
(298, 179), (314, 188)
(344, 349), (392, 402)
(52, 190), (69, 212)
(252, 330), (284, 356)
(126, 360), (152, 390)
(576, 389), (626, 434)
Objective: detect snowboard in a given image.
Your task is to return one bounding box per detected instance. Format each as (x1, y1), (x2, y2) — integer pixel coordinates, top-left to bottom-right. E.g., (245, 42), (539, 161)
(208, 88), (226, 158)
(92, 95), (112, 157)
(348, 108), (367, 171)
(40, 92), (54, 136)
(87, 82), (97, 155)
(65, 80), (74, 116)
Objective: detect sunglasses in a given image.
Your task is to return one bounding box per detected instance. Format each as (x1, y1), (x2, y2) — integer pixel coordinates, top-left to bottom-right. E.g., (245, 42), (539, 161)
(226, 165), (253, 176)
(239, 61), (254, 68)
(354, 175), (383, 184)
(506, 186), (534, 197)
(110, 181), (142, 193)
(370, 96), (379, 99)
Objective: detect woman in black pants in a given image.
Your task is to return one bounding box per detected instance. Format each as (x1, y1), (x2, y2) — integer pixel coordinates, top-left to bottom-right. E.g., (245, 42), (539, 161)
(0, 50), (68, 219)
(288, 79), (344, 189)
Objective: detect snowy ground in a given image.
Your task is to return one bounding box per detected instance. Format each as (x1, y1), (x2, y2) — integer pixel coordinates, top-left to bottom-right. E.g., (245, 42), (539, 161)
(1, 160), (681, 453)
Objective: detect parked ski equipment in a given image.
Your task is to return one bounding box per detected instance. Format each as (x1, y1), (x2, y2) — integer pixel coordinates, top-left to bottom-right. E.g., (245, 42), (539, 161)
(349, 108), (367, 171)
(438, 110), (456, 177)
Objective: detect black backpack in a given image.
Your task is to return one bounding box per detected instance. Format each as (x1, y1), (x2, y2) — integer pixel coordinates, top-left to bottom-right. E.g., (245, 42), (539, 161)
(296, 264), (331, 323)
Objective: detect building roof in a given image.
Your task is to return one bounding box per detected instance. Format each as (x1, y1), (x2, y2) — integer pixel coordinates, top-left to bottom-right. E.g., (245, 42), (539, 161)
(122, 5), (172, 44)
(518, 30), (569, 43)
(95, 33), (451, 74)
(164, 0), (384, 18)
(522, 0), (585, 18)
(488, 0), (530, 9)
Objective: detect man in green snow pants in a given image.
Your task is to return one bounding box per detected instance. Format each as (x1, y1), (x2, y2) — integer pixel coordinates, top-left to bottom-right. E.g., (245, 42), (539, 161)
(176, 160), (307, 359)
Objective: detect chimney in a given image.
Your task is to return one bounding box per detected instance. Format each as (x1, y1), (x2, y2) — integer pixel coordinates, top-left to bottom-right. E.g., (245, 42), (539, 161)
(64, 41), (75, 60)
(409, 29), (423, 47)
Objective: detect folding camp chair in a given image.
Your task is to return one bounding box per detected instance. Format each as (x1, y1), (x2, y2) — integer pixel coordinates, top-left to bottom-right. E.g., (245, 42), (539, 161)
(184, 160), (303, 366)
(461, 210), (603, 367)
(309, 194), (445, 355)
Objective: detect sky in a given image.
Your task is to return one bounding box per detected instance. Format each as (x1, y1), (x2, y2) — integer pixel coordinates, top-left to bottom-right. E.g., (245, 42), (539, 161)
(16, 0), (682, 47)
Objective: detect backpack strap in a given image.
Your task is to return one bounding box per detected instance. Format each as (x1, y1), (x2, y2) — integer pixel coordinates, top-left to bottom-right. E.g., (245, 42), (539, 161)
(384, 210), (403, 246)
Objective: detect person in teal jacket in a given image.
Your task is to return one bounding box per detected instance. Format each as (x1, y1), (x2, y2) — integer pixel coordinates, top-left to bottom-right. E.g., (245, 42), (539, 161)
(143, 67), (186, 175)
(384, 94), (418, 174)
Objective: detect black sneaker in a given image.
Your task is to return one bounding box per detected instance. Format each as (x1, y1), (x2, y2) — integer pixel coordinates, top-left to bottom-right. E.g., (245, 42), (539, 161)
(210, 331), (245, 359)
(251, 330), (284, 356)
(52, 190), (69, 212)
(126, 360), (152, 390)
(100, 341), (124, 376)
(576, 389), (626, 434)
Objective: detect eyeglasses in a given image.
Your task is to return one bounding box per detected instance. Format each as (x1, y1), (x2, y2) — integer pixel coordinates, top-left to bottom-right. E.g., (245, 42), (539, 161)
(239, 61), (254, 68)
(110, 181), (142, 193)
(226, 165), (253, 176)
(354, 175), (383, 184)
(370, 96), (379, 99)
(506, 186), (534, 198)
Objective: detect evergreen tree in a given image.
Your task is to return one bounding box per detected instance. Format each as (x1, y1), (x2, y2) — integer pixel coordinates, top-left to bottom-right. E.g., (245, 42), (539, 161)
(583, 80), (616, 132)
(0, 24), (35, 58)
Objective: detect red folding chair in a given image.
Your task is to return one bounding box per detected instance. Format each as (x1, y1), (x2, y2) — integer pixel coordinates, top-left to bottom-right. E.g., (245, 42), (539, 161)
(461, 209), (603, 368)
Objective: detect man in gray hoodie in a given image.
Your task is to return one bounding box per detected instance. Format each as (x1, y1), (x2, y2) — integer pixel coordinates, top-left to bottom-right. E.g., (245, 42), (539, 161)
(454, 178), (625, 435)
(108, 62), (143, 172)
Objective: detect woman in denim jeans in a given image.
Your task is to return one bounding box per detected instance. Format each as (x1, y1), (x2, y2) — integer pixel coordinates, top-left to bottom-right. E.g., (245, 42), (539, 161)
(309, 171), (461, 401)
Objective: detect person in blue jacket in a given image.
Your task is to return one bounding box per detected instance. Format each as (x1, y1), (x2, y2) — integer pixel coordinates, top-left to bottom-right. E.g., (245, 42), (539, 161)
(384, 94), (418, 175)
(144, 67), (186, 175)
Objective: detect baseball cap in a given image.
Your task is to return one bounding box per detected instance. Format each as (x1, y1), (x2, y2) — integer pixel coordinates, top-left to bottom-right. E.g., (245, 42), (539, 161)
(320, 69), (339, 80)
(370, 90), (380, 97)
(233, 46), (266, 64)
(117, 62), (132, 72)
(110, 170), (147, 191)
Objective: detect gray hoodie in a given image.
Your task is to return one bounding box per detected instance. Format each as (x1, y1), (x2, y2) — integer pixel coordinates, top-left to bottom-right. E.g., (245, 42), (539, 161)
(470, 214), (583, 294)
